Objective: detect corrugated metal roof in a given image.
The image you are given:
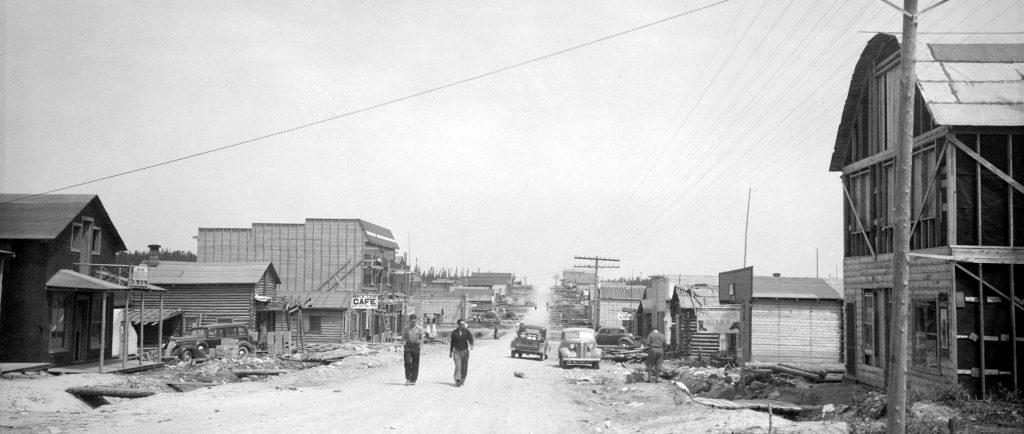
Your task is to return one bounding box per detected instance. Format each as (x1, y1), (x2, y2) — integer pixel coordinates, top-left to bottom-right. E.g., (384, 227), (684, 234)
(147, 261), (279, 285)
(751, 276), (842, 300)
(127, 308), (183, 325)
(674, 285), (721, 309)
(832, 33), (1024, 171)
(598, 286), (645, 300)
(358, 220), (399, 250)
(46, 269), (128, 291)
(0, 194), (126, 250)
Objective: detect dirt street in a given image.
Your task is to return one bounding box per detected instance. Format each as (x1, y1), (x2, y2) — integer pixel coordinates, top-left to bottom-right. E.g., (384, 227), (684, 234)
(2, 287), (848, 433)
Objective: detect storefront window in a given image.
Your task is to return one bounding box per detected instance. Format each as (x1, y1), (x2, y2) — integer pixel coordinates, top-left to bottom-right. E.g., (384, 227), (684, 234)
(913, 299), (939, 368)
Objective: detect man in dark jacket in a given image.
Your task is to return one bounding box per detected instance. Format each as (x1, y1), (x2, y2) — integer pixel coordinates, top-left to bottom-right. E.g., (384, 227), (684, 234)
(644, 328), (666, 382)
(449, 319), (475, 387)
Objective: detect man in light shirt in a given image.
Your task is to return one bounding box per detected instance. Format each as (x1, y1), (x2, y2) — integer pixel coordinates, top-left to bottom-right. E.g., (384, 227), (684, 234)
(403, 314), (425, 386)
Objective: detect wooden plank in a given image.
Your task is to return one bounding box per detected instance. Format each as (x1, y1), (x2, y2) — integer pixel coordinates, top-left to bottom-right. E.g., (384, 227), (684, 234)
(948, 134), (1024, 195)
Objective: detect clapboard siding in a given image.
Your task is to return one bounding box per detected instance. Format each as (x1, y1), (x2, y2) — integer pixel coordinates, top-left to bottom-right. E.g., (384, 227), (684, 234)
(844, 248), (956, 390)
(132, 284), (255, 334)
(748, 299), (843, 364)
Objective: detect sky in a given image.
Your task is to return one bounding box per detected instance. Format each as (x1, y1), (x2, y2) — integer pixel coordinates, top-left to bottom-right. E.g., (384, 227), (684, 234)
(3, 0), (1023, 285)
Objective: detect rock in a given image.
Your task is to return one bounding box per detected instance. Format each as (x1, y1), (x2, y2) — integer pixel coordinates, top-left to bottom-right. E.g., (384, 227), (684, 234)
(513, 371), (525, 378)
(868, 400), (887, 420)
(910, 402), (958, 424)
(723, 376), (733, 384)
(821, 403), (836, 413)
(240, 377), (252, 382)
(749, 380), (768, 390)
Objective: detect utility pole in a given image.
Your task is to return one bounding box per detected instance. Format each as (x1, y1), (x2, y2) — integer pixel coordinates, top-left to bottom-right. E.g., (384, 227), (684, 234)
(574, 256), (620, 328)
(743, 187), (752, 267)
(878, 1), (946, 432)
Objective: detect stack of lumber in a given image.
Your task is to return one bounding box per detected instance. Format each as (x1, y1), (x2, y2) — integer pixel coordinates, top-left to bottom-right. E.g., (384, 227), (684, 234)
(746, 362), (844, 382)
(601, 347), (647, 363)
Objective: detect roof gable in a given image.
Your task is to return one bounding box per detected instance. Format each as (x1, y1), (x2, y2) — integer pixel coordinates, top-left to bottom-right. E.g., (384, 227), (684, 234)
(831, 33), (1024, 172)
(0, 194), (126, 250)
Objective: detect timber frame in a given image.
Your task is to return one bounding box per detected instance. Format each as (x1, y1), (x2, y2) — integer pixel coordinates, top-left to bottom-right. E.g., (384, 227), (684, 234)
(831, 33), (1024, 395)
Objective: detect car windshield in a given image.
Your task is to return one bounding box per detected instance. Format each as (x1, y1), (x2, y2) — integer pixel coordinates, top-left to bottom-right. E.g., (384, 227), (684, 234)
(190, 328), (207, 337)
(522, 327), (543, 335)
(564, 331), (595, 341)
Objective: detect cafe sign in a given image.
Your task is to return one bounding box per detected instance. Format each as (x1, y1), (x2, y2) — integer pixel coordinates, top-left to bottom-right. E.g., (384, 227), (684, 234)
(351, 295), (379, 310)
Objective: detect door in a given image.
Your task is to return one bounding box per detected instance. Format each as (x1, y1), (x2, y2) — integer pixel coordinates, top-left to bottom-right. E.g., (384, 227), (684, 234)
(846, 302), (857, 377)
(74, 295), (90, 362)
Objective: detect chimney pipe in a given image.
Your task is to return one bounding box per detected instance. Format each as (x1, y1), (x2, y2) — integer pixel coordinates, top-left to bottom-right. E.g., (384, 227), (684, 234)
(145, 244), (161, 266)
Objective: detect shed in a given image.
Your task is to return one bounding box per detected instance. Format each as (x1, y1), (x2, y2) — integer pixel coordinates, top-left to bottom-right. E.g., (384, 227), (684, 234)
(719, 267), (843, 364)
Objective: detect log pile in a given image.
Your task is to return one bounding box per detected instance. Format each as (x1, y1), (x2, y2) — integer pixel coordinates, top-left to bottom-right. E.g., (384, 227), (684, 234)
(600, 347), (647, 363)
(745, 362), (844, 383)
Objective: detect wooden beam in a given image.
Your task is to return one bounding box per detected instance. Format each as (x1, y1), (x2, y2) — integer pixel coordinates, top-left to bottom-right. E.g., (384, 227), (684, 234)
(947, 141), (957, 245)
(955, 263), (1024, 312)
(949, 246), (1024, 264)
(841, 126), (949, 174)
(910, 140), (949, 239)
(842, 177), (878, 258)
(947, 134), (1024, 195)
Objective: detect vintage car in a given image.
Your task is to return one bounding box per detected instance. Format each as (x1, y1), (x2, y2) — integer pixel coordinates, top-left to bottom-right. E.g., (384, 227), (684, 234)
(510, 324), (549, 360)
(164, 323), (257, 362)
(557, 327), (602, 369)
(595, 326), (636, 347)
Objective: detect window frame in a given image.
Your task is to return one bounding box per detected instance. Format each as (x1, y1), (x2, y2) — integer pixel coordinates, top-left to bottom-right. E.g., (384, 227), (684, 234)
(90, 227), (102, 255)
(70, 223), (83, 253)
(49, 293), (70, 352)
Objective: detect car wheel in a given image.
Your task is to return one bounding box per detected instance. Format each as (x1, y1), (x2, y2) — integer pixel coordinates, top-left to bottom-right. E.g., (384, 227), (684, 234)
(593, 361), (600, 369)
(559, 358), (566, 369)
(237, 345), (252, 358)
(179, 349), (194, 363)
(618, 339), (632, 347)
(511, 350), (516, 358)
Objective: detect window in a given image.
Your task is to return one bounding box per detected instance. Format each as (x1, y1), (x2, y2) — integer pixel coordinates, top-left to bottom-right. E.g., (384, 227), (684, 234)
(91, 227), (102, 254)
(913, 299), (938, 368)
(304, 315), (322, 334)
(863, 288), (891, 367)
(70, 223), (83, 253)
(49, 294), (69, 351)
(728, 283), (735, 296)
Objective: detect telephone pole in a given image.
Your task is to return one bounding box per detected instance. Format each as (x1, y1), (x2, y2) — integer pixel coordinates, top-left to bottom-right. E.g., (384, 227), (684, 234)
(574, 256), (620, 328)
(879, 1), (947, 432)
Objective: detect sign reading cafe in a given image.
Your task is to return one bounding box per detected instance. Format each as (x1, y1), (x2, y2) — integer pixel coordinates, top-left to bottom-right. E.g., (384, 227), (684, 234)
(351, 295), (379, 310)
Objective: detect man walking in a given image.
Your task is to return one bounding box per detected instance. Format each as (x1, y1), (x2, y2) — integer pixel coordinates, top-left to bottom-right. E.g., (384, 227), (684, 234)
(403, 314), (424, 386)
(449, 319), (474, 387)
(644, 328), (666, 383)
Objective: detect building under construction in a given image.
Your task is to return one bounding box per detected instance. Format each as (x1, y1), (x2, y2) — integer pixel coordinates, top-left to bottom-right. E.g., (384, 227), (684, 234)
(831, 33), (1024, 395)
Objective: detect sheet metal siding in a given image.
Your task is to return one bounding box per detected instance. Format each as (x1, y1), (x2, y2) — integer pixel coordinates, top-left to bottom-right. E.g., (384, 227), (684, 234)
(133, 284), (255, 333)
(199, 221), (368, 305)
(748, 299), (842, 364)
(844, 250), (956, 390)
(598, 300), (636, 328)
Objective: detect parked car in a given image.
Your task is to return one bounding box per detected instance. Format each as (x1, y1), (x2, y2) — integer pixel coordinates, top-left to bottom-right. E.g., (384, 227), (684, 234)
(510, 324), (549, 360)
(164, 323), (257, 362)
(595, 326), (636, 347)
(557, 327), (602, 369)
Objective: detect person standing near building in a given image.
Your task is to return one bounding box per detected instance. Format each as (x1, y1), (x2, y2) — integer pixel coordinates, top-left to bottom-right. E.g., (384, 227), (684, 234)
(449, 319), (475, 387)
(403, 314), (424, 386)
(644, 328), (666, 383)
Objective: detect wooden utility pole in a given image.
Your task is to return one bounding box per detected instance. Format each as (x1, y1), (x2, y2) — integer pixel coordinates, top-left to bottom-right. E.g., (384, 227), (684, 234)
(743, 187), (752, 267)
(574, 256), (620, 328)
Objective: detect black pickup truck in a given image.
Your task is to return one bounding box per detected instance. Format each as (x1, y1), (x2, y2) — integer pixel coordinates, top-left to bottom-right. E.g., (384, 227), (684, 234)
(510, 324), (549, 360)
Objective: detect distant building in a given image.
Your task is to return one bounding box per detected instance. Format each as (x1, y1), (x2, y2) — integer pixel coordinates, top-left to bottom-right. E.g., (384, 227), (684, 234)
(831, 33), (1024, 394)
(594, 283), (644, 329)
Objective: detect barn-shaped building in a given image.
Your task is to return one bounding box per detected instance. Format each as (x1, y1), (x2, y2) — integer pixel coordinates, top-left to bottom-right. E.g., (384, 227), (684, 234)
(831, 33), (1024, 395)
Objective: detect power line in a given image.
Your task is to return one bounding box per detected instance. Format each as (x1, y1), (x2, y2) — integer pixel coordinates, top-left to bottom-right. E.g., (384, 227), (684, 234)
(3, 0), (736, 205)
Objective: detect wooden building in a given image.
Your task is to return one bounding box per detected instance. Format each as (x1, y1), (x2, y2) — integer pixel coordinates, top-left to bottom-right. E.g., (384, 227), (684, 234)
(131, 247), (280, 341)
(719, 267), (843, 364)
(670, 284), (739, 358)
(595, 283), (644, 329)
(832, 33), (1024, 395)
(0, 194), (153, 366)
(197, 219), (399, 342)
